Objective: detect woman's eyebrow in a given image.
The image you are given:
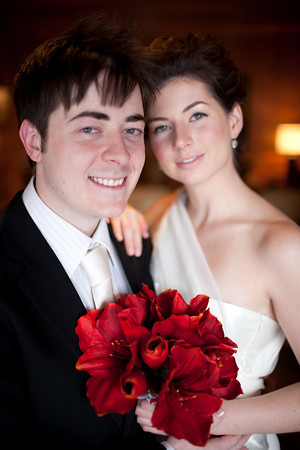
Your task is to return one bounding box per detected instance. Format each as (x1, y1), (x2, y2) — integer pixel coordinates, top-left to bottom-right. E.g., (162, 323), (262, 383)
(182, 101), (208, 113)
(148, 101), (209, 123)
(148, 116), (168, 124)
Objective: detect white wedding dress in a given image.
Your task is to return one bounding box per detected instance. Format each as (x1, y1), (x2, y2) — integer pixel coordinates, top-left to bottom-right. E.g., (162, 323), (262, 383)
(151, 191), (286, 450)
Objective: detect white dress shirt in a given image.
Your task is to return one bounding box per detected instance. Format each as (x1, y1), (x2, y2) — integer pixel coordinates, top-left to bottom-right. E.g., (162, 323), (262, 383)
(22, 177), (132, 310)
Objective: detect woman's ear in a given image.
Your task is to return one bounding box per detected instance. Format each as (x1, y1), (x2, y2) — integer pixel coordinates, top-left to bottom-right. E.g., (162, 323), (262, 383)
(229, 103), (243, 139)
(19, 119), (43, 163)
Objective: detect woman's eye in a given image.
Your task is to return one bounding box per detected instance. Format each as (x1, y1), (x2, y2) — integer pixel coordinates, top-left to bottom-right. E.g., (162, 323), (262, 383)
(153, 124), (170, 134)
(191, 112), (207, 121)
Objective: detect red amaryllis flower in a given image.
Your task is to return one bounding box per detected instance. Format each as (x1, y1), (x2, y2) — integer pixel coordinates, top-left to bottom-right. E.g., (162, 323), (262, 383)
(152, 313), (204, 349)
(206, 350), (243, 399)
(152, 345), (222, 446)
(76, 285), (242, 445)
(151, 289), (189, 321)
(187, 294), (210, 316)
(141, 334), (169, 370)
(76, 303), (147, 415)
(118, 284), (154, 325)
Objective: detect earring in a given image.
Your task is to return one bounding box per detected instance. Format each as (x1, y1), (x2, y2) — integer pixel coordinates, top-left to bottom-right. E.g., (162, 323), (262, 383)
(231, 139), (238, 149)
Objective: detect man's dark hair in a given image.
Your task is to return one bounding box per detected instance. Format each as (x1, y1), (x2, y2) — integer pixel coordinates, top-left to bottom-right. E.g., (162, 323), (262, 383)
(14, 11), (156, 146)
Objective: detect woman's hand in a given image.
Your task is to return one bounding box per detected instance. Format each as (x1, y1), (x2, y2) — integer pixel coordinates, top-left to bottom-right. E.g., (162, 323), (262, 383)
(167, 434), (250, 450)
(135, 400), (165, 435)
(107, 204), (149, 257)
(135, 400), (250, 449)
(135, 400), (226, 435)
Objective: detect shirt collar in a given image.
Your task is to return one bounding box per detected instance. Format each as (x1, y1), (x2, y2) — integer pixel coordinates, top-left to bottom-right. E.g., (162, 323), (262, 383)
(22, 177), (116, 277)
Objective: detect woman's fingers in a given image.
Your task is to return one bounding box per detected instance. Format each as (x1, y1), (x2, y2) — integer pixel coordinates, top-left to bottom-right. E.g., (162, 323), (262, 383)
(108, 205), (149, 256)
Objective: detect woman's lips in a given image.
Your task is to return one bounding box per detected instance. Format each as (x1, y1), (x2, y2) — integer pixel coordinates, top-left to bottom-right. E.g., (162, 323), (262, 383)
(176, 154), (204, 167)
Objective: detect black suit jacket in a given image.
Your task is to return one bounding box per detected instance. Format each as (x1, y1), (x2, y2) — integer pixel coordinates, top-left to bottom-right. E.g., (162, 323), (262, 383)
(0, 192), (160, 449)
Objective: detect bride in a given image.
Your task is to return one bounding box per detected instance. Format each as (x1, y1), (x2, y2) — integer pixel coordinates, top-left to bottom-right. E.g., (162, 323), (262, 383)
(110, 32), (300, 449)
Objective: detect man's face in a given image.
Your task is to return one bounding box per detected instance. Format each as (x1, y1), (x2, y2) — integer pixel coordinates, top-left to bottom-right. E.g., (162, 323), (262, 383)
(34, 83), (145, 236)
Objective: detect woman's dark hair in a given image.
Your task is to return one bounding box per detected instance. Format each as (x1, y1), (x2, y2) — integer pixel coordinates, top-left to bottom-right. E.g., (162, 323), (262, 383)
(148, 32), (247, 169)
(14, 12), (156, 146)
(149, 32), (246, 113)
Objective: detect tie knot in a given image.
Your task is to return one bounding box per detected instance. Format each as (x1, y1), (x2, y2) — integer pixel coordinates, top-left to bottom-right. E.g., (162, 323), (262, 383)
(81, 244), (111, 287)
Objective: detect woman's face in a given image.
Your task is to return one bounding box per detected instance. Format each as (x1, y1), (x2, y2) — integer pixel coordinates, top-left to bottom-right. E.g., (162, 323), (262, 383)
(147, 77), (243, 187)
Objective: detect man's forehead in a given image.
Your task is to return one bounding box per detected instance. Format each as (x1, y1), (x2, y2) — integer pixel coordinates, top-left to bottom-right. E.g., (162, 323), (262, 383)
(50, 83), (144, 123)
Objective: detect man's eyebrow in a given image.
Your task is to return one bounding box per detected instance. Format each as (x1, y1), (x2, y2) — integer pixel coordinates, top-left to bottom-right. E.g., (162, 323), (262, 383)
(68, 111), (109, 122)
(148, 101), (209, 123)
(126, 114), (145, 123)
(68, 111), (145, 123)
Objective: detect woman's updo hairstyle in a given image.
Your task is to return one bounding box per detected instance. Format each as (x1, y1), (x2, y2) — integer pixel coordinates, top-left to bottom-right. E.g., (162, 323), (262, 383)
(149, 32), (246, 113)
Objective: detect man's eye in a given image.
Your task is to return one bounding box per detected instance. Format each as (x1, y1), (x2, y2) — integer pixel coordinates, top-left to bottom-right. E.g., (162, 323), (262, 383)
(81, 127), (98, 134)
(125, 128), (143, 136)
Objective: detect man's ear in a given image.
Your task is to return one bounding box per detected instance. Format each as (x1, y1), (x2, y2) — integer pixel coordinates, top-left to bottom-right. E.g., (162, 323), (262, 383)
(229, 103), (243, 139)
(19, 119), (43, 163)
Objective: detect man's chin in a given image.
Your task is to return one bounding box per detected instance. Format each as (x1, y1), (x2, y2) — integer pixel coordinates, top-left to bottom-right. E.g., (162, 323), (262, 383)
(102, 203), (127, 219)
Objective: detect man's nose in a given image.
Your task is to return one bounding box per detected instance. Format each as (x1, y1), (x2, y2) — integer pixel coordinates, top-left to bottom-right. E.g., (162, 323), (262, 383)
(101, 134), (130, 165)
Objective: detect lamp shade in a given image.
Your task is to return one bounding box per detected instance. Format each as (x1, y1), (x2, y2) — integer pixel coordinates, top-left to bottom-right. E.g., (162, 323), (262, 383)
(275, 124), (300, 156)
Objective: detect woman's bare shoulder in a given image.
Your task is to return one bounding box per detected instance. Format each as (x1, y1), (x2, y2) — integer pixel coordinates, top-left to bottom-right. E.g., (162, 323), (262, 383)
(258, 201), (300, 272)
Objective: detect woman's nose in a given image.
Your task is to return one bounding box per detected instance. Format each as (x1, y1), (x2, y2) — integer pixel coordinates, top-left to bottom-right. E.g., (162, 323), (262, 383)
(173, 125), (192, 150)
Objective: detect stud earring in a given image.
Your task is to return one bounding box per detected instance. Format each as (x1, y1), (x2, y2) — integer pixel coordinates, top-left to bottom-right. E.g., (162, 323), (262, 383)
(231, 139), (238, 149)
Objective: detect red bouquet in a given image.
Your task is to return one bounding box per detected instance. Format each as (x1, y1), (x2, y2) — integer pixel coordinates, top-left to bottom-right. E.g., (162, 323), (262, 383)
(76, 285), (242, 446)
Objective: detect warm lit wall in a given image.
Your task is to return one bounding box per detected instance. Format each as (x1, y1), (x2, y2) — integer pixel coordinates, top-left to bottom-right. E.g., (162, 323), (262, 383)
(1, 0), (300, 209)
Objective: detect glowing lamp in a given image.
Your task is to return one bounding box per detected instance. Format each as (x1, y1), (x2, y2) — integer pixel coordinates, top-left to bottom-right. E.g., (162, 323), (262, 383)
(275, 124), (300, 186)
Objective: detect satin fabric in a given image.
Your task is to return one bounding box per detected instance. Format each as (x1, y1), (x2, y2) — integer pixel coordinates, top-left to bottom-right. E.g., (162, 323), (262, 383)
(151, 191), (285, 450)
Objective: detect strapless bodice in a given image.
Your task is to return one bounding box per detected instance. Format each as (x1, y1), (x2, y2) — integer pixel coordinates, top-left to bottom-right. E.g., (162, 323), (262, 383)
(208, 299), (285, 397)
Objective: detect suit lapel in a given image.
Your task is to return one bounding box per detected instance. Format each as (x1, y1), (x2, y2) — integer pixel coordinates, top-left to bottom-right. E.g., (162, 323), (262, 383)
(1, 192), (126, 432)
(2, 192), (86, 358)
(19, 253), (86, 358)
(2, 193), (154, 361)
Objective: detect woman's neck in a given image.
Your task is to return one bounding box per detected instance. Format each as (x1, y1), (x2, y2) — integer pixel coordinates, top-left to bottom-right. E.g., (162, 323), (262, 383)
(185, 170), (250, 226)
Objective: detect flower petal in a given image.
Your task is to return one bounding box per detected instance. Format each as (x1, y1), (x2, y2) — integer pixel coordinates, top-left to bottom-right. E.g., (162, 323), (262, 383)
(142, 334), (169, 370)
(152, 346), (222, 446)
(152, 314), (203, 348)
(86, 369), (147, 416)
(188, 294), (210, 316)
(75, 309), (104, 352)
(152, 289), (189, 320)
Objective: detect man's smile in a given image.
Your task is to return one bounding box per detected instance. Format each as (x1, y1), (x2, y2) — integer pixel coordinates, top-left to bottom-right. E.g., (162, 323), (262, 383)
(89, 176), (126, 186)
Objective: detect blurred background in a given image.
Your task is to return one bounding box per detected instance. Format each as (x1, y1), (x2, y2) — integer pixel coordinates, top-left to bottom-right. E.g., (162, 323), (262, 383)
(1, 0), (300, 214)
(0, 1), (299, 446)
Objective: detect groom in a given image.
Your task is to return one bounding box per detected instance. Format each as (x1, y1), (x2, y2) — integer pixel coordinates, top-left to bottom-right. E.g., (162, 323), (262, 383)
(0, 11), (160, 449)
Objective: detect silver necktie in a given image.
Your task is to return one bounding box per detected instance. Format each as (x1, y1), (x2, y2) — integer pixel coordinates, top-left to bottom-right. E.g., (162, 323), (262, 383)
(81, 244), (114, 309)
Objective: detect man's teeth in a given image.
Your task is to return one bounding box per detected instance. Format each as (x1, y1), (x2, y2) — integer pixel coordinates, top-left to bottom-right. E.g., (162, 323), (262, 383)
(89, 176), (125, 186)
